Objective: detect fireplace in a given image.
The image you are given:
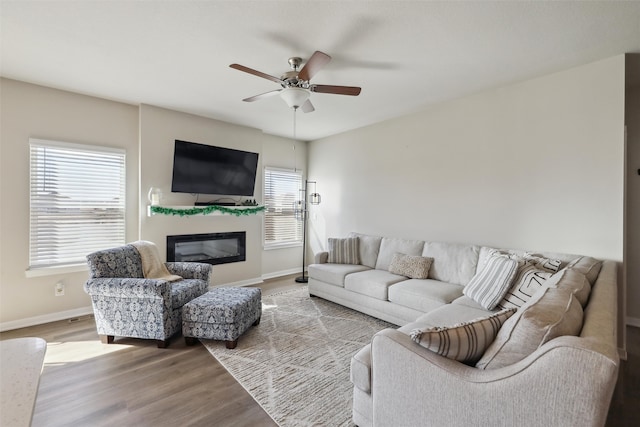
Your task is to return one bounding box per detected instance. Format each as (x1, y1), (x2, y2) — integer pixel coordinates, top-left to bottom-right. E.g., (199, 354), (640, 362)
(167, 232), (246, 265)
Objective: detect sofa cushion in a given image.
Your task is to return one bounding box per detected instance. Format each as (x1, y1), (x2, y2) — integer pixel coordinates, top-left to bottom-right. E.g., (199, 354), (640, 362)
(476, 287), (583, 369)
(410, 308), (516, 363)
(388, 253), (433, 279)
(344, 270), (407, 300)
(328, 237), (360, 265)
(546, 268), (591, 307)
(308, 263), (370, 287)
(375, 237), (425, 271)
(348, 232), (383, 269)
(415, 303), (495, 326)
(566, 256), (603, 285)
(388, 279), (463, 313)
(496, 263), (555, 310)
(422, 242), (480, 286)
(451, 295), (491, 310)
(463, 255), (519, 310)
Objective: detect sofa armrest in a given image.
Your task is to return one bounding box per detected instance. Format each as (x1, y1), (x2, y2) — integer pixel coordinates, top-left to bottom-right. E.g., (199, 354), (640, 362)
(165, 262), (212, 282)
(371, 329), (618, 427)
(314, 251), (329, 264)
(83, 278), (171, 300)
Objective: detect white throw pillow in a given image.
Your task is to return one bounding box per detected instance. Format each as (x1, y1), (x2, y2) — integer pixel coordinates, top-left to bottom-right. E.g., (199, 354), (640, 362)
(410, 308), (516, 363)
(463, 255), (519, 310)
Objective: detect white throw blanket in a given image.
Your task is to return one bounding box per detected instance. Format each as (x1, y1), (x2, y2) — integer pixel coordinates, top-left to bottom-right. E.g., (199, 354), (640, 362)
(131, 240), (182, 282)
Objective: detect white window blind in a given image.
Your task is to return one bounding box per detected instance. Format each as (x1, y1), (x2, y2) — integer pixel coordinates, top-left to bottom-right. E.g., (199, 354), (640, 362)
(29, 138), (126, 269)
(264, 167), (302, 248)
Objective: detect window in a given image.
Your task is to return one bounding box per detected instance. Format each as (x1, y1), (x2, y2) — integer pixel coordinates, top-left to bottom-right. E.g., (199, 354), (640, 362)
(29, 138), (126, 270)
(264, 167), (302, 248)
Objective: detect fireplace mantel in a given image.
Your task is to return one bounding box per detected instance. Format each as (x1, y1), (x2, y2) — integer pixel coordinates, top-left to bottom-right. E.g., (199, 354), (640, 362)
(148, 205), (264, 217)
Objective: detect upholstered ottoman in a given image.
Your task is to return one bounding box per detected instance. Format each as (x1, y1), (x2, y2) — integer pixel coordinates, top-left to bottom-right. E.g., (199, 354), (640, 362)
(182, 287), (261, 349)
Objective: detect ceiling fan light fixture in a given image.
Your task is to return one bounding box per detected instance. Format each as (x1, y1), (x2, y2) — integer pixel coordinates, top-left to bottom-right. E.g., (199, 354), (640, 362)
(280, 87), (310, 109)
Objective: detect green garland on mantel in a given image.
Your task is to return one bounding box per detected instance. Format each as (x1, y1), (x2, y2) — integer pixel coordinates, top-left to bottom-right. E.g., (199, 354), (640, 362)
(150, 205), (265, 217)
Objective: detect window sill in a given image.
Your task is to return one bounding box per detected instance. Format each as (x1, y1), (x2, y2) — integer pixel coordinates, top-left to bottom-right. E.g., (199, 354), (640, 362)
(263, 242), (303, 251)
(25, 264), (88, 278)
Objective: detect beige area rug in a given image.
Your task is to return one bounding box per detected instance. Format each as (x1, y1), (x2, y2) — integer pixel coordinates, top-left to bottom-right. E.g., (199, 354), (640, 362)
(201, 287), (394, 427)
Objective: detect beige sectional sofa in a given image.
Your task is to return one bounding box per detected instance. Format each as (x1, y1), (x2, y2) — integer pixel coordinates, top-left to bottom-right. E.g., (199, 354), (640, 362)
(308, 232), (619, 427)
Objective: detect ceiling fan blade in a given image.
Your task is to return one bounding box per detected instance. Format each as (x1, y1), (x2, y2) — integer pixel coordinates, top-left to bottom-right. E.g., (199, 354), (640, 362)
(298, 51), (331, 81)
(230, 64), (283, 84)
(242, 89), (282, 102)
(310, 85), (361, 96)
(301, 99), (315, 113)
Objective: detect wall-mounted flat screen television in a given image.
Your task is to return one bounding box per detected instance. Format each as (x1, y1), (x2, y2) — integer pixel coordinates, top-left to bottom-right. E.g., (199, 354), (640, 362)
(171, 140), (259, 196)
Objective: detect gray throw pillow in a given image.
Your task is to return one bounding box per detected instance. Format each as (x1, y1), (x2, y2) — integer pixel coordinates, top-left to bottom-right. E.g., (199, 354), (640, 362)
(388, 253), (433, 279)
(328, 237), (360, 265)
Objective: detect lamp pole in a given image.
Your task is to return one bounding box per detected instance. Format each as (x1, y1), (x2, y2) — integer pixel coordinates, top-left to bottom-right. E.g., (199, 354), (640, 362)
(295, 180), (320, 284)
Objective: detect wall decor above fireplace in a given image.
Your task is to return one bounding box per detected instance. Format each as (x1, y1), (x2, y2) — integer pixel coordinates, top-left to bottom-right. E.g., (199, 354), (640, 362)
(148, 205), (264, 217)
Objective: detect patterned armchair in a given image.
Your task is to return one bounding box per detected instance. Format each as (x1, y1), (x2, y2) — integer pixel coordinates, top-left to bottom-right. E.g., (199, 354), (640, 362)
(84, 244), (212, 348)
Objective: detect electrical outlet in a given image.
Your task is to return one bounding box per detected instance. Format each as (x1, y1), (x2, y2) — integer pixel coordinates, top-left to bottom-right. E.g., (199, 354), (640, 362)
(55, 281), (65, 297)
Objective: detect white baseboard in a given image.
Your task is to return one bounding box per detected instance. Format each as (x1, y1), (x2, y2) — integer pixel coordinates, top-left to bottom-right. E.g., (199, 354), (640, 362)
(627, 316), (640, 328)
(262, 268), (300, 281)
(214, 277), (264, 288)
(213, 268), (300, 288)
(0, 306), (93, 332)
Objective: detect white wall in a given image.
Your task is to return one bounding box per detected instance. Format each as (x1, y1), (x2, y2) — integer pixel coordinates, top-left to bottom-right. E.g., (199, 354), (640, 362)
(0, 78), (139, 328)
(309, 56), (625, 259)
(139, 104), (306, 286)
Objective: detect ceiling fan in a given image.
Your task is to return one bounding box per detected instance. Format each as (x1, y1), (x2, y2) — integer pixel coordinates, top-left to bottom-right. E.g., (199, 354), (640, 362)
(230, 51), (361, 113)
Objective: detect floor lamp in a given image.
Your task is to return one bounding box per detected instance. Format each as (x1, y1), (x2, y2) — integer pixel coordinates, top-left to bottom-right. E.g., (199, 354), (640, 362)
(295, 180), (321, 283)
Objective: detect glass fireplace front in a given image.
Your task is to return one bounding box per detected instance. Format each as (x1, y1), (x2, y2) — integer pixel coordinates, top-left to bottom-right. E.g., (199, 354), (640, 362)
(166, 232), (246, 265)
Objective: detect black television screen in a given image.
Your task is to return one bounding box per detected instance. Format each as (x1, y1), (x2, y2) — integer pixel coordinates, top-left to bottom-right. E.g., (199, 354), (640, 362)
(171, 140), (259, 196)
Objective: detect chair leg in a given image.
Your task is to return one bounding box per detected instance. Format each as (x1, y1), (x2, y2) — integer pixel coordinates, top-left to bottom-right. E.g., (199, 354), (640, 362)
(185, 337), (198, 346)
(100, 335), (114, 344)
(226, 339), (238, 349)
(156, 339), (170, 349)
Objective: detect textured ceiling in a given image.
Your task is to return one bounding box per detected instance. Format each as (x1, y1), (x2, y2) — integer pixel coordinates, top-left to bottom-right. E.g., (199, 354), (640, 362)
(2, 1), (640, 141)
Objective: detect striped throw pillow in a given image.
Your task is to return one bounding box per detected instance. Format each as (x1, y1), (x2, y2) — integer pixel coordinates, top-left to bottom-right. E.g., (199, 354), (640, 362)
(463, 255), (519, 310)
(410, 308), (516, 363)
(496, 262), (554, 310)
(327, 237), (360, 265)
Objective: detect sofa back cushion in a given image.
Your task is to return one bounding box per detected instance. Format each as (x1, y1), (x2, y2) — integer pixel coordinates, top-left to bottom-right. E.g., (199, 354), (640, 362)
(545, 268), (591, 307)
(476, 286), (584, 369)
(86, 244), (143, 279)
(375, 237), (425, 271)
(422, 242), (480, 286)
(566, 256), (603, 285)
(348, 232), (383, 269)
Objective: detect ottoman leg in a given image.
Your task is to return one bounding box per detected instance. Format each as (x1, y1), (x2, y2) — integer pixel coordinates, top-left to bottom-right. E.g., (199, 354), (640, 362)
(226, 339), (238, 349)
(185, 337), (198, 346)
(253, 316), (261, 326)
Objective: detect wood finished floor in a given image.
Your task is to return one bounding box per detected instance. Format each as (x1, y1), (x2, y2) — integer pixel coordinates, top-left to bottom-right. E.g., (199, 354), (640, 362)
(1, 275), (638, 427)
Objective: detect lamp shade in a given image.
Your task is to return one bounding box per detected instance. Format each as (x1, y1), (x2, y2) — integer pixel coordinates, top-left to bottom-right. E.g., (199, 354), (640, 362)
(280, 87), (310, 109)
